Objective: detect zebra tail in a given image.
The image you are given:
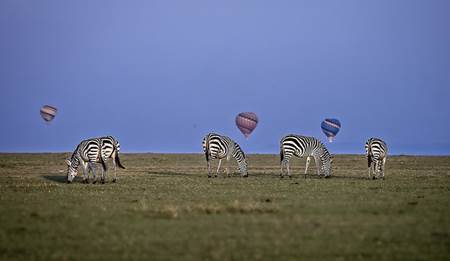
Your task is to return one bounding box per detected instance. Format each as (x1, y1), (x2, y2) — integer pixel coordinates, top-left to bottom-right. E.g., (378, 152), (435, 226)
(115, 151), (126, 169)
(204, 135), (210, 161)
(280, 148), (284, 163)
(367, 150), (372, 168)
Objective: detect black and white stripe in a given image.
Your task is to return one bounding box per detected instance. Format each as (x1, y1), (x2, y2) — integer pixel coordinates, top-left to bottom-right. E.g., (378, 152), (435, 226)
(202, 133), (248, 177)
(65, 136), (125, 183)
(365, 137), (387, 179)
(280, 134), (332, 178)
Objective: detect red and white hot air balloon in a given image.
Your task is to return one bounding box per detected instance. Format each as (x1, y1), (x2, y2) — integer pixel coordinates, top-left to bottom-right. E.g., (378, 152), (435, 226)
(40, 105), (58, 123)
(235, 112), (258, 138)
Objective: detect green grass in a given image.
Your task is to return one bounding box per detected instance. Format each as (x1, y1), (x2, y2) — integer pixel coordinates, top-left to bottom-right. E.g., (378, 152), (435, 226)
(0, 153), (449, 260)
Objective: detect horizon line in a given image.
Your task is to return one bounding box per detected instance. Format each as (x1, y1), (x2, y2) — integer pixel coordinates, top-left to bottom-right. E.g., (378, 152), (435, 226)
(0, 151), (449, 157)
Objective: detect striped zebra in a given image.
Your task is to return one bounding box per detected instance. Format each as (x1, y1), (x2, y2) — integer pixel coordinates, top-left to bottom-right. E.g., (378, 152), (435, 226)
(202, 133), (248, 178)
(280, 135), (332, 178)
(365, 138), (387, 179)
(65, 136), (125, 183)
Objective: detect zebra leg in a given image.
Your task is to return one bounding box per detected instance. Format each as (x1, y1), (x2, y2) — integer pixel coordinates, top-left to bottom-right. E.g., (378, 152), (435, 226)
(304, 156), (311, 178)
(376, 161), (383, 179)
(100, 157), (108, 184)
(207, 160), (212, 178)
(226, 158), (231, 178)
(286, 161), (292, 179)
(372, 162), (377, 180)
(368, 162), (372, 180)
(215, 159), (222, 178)
(224, 156), (231, 177)
(101, 165), (106, 184)
(280, 160), (285, 178)
(381, 158), (386, 179)
(280, 163), (283, 178)
(90, 163), (98, 184)
(314, 156), (321, 178)
(81, 162), (89, 183)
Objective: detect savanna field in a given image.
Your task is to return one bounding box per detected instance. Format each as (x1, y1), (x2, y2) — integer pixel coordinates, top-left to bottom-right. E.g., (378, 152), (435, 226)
(0, 153), (449, 260)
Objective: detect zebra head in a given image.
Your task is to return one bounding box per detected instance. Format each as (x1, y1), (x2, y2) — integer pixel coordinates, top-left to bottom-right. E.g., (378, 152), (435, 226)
(65, 159), (78, 183)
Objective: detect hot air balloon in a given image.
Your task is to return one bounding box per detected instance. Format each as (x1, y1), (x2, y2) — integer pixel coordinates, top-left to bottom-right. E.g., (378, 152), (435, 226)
(235, 112), (258, 138)
(40, 105), (57, 123)
(321, 118), (341, 142)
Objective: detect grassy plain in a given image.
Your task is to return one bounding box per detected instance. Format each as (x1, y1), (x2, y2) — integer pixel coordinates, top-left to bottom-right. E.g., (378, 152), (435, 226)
(0, 153), (449, 260)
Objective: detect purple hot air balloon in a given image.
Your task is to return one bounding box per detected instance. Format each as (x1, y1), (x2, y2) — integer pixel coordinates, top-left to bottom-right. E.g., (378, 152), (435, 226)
(235, 112), (258, 138)
(40, 105), (57, 123)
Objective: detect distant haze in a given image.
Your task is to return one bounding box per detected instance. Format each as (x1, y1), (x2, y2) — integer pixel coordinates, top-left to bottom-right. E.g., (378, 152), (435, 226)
(1, 1), (449, 155)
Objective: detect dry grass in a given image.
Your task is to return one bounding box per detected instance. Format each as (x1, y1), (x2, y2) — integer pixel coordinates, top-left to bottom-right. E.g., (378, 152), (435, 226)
(0, 153), (449, 260)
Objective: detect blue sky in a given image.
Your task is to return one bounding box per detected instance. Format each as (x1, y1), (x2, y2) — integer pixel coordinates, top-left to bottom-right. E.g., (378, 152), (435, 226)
(1, 0), (449, 155)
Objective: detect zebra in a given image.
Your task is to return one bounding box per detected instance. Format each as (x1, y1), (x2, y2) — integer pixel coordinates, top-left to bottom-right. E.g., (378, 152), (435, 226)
(280, 134), (332, 178)
(202, 133), (248, 178)
(365, 138), (387, 179)
(65, 136), (125, 183)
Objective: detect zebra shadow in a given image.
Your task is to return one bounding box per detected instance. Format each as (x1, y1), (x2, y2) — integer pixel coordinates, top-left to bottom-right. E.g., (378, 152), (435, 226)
(275, 174), (369, 180)
(147, 171), (202, 177)
(331, 175), (371, 180)
(43, 175), (70, 183)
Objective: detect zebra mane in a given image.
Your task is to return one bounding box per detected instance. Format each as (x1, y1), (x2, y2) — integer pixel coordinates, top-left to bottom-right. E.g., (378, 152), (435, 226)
(70, 142), (83, 161)
(234, 142), (245, 158)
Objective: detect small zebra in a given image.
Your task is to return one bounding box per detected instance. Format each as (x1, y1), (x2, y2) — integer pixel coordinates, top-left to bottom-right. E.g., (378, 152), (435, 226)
(202, 133), (248, 178)
(365, 138), (387, 179)
(280, 134), (332, 178)
(65, 136), (125, 183)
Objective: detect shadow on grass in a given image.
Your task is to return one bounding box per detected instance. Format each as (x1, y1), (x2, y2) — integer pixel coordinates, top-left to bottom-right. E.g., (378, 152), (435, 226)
(43, 175), (68, 183)
(147, 171), (200, 177)
(148, 171), (282, 179)
(331, 175), (369, 180)
(145, 171), (371, 181)
(275, 174), (371, 181)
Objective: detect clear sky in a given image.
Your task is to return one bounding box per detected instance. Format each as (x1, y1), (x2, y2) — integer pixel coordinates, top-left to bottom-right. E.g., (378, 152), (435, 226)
(1, 0), (449, 155)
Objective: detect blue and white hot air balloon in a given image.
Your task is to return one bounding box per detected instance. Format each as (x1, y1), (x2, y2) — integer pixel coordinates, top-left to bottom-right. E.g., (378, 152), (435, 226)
(321, 118), (341, 142)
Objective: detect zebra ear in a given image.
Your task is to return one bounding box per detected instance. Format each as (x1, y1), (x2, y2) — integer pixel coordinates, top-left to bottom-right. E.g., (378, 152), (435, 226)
(65, 159), (71, 166)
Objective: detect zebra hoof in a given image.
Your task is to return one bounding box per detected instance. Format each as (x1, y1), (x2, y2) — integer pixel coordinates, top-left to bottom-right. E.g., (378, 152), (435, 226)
(372, 176), (376, 180)
(101, 180), (105, 184)
(93, 180), (97, 184)
(243, 175), (248, 178)
(325, 175), (330, 179)
(112, 179), (117, 183)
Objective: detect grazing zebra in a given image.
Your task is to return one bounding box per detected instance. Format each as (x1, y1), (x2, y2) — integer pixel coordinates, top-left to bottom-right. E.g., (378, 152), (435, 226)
(280, 135), (332, 178)
(65, 136), (125, 183)
(202, 133), (248, 178)
(365, 138), (387, 179)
